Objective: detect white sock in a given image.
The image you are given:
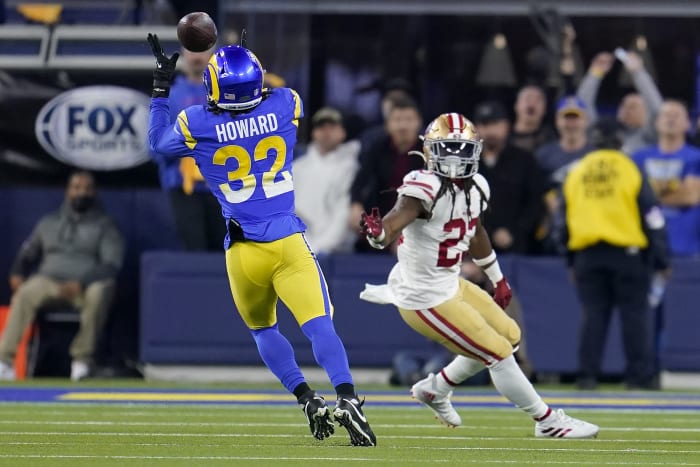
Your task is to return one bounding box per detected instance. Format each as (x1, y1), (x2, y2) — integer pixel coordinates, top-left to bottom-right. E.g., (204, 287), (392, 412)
(435, 355), (486, 393)
(488, 355), (550, 420)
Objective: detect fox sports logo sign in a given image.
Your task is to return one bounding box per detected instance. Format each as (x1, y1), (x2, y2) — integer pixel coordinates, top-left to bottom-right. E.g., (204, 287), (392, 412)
(35, 86), (151, 170)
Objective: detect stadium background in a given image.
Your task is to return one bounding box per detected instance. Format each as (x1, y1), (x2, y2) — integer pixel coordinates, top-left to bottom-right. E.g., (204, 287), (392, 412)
(0, 0), (699, 381)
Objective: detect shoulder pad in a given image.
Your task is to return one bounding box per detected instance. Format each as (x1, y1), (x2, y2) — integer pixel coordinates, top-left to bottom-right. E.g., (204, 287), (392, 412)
(397, 170), (442, 206)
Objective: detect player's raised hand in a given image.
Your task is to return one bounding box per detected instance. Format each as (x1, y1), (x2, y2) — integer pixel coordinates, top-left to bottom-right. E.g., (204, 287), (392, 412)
(147, 33), (179, 97)
(360, 207), (384, 238)
(493, 278), (513, 310)
(361, 207), (385, 249)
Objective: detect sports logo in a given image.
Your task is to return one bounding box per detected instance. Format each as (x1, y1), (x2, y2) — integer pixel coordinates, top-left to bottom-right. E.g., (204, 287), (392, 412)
(35, 86), (151, 170)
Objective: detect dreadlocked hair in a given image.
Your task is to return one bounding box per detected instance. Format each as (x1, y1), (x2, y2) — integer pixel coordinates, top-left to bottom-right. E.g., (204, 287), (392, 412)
(430, 176), (489, 221)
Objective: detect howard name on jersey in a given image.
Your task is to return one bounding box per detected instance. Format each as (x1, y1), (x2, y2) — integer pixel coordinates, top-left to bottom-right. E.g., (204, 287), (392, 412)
(388, 169), (491, 310)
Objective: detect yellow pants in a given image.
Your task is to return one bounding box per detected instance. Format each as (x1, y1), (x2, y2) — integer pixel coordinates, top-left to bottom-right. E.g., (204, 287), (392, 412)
(398, 278), (520, 366)
(225, 233), (333, 329)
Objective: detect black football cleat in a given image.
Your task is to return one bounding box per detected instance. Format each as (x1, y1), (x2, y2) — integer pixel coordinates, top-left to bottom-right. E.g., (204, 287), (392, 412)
(333, 396), (377, 446)
(298, 391), (335, 440)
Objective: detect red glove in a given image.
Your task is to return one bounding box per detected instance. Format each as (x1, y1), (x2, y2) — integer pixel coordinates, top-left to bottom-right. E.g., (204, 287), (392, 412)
(493, 278), (512, 310)
(360, 207), (384, 239)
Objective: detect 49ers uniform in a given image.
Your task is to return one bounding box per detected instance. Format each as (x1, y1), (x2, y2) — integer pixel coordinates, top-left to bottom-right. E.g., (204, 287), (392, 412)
(362, 169), (521, 366)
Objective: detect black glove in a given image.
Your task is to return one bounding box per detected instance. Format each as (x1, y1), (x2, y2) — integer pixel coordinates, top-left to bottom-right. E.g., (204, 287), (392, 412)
(147, 33), (179, 98)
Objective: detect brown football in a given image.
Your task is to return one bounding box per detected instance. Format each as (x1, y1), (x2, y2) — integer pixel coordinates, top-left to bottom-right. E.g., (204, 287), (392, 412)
(177, 12), (217, 52)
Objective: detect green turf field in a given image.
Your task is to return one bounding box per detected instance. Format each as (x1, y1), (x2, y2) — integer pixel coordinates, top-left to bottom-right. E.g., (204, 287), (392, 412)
(0, 382), (698, 466)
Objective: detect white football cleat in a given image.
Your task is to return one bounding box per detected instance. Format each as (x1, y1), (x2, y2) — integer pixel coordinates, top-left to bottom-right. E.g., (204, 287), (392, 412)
(70, 361), (90, 381)
(0, 360), (16, 381)
(535, 408), (599, 439)
(410, 373), (462, 427)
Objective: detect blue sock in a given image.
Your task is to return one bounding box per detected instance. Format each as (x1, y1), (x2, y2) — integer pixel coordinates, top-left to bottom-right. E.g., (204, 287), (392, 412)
(250, 324), (305, 393)
(301, 315), (353, 387)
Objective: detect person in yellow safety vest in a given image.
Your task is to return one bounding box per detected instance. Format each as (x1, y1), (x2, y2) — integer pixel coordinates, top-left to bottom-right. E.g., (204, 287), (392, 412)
(563, 117), (670, 391)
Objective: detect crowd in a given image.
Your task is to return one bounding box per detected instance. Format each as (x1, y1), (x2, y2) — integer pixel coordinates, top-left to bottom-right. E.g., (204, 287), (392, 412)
(306, 55), (700, 261)
(1, 28), (699, 393)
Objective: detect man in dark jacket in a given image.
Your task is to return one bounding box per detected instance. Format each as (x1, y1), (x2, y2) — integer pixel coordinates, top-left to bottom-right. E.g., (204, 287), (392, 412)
(473, 100), (546, 254)
(349, 96), (425, 251)
(0, 171), (124, 381)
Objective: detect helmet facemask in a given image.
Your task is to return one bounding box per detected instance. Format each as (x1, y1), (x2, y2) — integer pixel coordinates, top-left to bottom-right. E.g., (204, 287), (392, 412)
(424, 137), (482, 179)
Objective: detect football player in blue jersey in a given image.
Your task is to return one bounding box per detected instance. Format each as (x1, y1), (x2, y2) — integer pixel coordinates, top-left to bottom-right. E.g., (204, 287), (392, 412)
(146, 34), (375, 447)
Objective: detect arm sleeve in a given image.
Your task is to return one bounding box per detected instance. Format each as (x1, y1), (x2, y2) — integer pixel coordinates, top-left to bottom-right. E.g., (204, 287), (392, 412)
(631, 69), (663, 140)
(288, 89), (304, 122)
(576, 72), (601, 125)
(148, 98), (192, 158)
(81, 220), (125, 286)
(9, 223), (43, 277)
(637, 176), (670, 270)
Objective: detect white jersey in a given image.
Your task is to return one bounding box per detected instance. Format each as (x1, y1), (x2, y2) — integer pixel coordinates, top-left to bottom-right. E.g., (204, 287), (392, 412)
(388, 170), (490, 310)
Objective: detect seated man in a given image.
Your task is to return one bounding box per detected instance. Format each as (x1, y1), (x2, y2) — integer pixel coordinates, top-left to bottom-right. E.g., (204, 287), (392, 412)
(0, 171), (124, 381)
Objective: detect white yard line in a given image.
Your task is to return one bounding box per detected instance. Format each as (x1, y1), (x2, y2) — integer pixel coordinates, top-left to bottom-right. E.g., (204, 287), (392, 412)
(1, 420), (698, 432)
(1, 440), (699, 450)
(0, 454), (695, 465)
(1, 431), (700, 443)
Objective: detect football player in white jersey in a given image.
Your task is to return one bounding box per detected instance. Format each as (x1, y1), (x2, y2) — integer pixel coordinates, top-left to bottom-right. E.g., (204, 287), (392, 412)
(359, 113), (599, 439)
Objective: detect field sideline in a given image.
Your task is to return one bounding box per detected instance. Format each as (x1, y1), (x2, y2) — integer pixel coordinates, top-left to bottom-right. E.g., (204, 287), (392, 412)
(0, 381), (698, 466)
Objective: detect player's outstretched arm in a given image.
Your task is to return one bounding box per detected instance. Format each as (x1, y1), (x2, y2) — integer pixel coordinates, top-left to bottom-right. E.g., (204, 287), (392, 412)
(470, 220), (513, 309)
(360, 196), (425, 249)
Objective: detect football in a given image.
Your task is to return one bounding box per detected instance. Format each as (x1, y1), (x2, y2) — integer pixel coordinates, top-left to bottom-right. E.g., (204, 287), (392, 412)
(177, 12), (217, 52)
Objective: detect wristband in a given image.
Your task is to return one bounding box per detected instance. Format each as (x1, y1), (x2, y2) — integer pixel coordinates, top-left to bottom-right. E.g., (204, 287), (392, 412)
(472, 251), (496, 267)
(367, 236), (385, 250)
(482, 261), (504, 285)
(372, 228), (386, 243)
(473, 251), (503, 284)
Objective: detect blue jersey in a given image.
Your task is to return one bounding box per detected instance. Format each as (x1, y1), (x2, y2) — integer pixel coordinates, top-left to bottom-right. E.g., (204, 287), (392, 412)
(149, 87), (306, 247)
(150, 75), (210, 193)
(633, 143), (700, 256)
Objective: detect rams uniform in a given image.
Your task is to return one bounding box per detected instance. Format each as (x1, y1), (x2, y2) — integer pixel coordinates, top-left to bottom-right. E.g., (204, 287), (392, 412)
(149, 88), (333, 329)
(364, 170), (520, 366)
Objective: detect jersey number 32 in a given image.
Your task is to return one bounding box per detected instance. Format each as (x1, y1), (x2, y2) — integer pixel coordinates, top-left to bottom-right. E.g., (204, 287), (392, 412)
(213, 135), (292, 204)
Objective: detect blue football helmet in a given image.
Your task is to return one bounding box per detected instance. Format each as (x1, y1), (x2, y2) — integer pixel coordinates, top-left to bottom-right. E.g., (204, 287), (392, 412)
(203, 45), (264, 111)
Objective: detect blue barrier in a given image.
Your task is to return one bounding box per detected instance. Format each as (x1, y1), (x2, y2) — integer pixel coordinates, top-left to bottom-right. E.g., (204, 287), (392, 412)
(140, 252), (700, 373)
(2, 187), (698, 373)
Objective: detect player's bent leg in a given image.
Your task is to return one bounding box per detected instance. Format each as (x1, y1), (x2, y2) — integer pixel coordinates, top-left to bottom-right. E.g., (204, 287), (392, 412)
(399, 298), (511, 427)
(459, 279), (521, 347)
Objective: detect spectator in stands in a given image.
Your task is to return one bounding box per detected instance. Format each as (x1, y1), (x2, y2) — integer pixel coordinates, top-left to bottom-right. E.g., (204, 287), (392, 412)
(473, 100), (546, 255)
(535, 96), (595, 255)
(0, 171), (124, 381)
(349, 96), (425, 251)
(563, 118), (669, 390)
(150, 45), (225, 251)
(633, 100), (700, 257)
(577, 51), (662, 155)
(509, 85), (556, 153)
(294, 107), (360, 255)
(358, 78), (416, 148)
